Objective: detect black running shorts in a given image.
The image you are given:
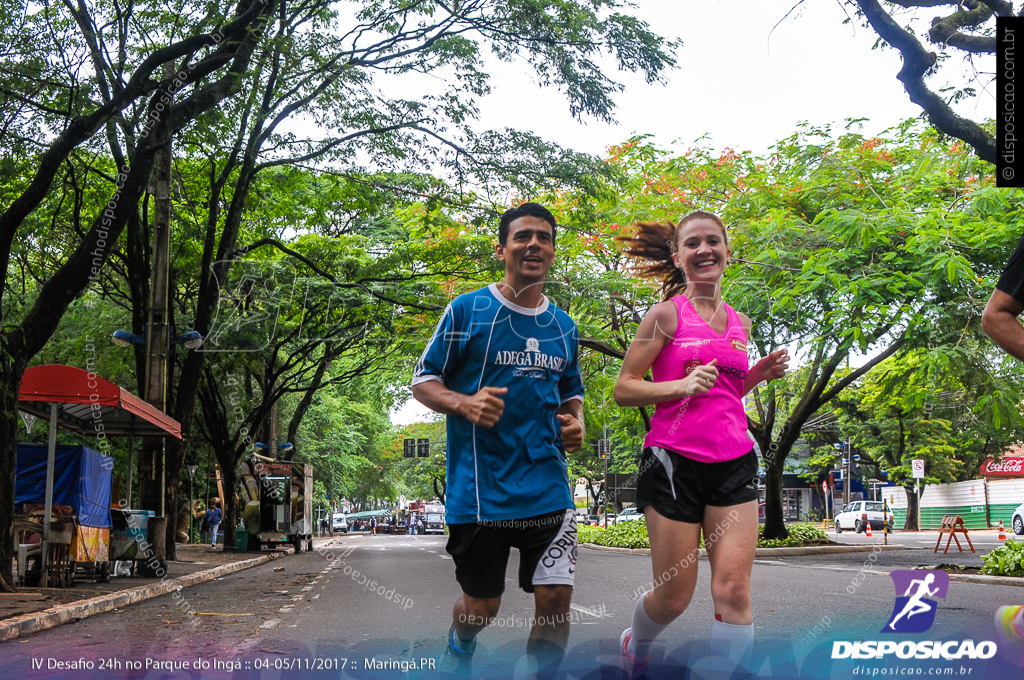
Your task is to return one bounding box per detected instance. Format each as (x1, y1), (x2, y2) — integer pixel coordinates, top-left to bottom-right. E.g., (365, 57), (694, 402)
(636, 446), (759, 524)
(445, 509), (577, 599)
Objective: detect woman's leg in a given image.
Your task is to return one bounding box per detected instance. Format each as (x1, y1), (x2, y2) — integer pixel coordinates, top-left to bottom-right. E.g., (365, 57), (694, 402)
(629, 506), (703, 659)
(702, 501), (757, 624)
(703, 501), (758, 669)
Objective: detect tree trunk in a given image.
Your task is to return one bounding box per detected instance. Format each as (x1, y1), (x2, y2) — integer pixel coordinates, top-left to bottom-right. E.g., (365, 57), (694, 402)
(903, 485), (920, 531)
(221, 463), (237, 549)
(762, 456), (788, 540)
(0, 355), (29, 591)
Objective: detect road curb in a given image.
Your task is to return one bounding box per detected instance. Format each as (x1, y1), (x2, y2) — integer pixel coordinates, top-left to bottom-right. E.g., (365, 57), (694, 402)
(944, 573), (1024, 588)
(580, 543), (908, 557)
(0, 550), (290, 643)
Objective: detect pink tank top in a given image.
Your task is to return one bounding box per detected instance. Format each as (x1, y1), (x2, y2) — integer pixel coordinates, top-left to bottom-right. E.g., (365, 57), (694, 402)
(643, 294), (753, 463)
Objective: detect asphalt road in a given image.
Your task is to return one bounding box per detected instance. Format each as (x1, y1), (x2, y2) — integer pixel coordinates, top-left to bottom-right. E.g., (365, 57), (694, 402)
(827, 528), (1015, 553)
(2, 533), (1023, 679)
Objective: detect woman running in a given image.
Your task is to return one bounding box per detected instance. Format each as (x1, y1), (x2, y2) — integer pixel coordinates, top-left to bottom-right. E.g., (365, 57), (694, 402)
(613, 210), (788, 678)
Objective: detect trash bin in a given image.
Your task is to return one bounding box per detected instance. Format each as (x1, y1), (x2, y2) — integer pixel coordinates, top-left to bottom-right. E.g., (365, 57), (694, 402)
(235, 528), (249, 552)
(110, 510), (154, 560)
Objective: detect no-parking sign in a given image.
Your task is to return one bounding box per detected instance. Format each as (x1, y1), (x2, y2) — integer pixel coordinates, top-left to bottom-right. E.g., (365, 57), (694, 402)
(912, 459), (925, 478)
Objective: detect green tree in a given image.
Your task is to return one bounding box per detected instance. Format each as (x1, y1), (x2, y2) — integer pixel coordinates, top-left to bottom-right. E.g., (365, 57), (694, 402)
(553, 120), (1023, 538)
(0, 0), (281, 588)
(1, 0), (680, 585)
(828, 342), (1024, 529)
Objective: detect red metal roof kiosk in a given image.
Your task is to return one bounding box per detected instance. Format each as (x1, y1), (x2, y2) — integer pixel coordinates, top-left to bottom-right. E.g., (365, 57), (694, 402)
(16, 365), (182, 582)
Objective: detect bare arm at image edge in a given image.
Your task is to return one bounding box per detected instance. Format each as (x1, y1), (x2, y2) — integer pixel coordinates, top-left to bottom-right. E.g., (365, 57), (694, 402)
(982, 288), (1024, 362)
(983, 234), (1024, 362)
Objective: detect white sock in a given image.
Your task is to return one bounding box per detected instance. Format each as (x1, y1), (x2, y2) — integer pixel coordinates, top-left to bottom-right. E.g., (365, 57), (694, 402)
(627, 593), (670, 660)
(710, 618), (754, 670)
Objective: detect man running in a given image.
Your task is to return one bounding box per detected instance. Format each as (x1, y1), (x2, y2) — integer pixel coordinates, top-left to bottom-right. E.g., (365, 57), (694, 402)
(889, 573), (940, 630)
(412, 202), (585, 679)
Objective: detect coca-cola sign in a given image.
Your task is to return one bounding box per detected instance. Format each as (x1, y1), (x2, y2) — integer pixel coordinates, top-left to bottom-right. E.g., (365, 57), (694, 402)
(980, 458), (1024, 476)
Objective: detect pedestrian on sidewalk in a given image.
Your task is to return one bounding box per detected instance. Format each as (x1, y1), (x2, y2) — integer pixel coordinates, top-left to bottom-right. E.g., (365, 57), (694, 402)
(612, 210), (789, 679)
(412, 202), (585, 679)
(206, 502), (222, 548)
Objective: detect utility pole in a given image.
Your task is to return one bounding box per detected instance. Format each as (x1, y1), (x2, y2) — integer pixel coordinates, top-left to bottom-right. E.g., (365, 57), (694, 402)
(138, 62), (174, 568)
(842, 438), (851, 509)
(269, 401), (278, 460)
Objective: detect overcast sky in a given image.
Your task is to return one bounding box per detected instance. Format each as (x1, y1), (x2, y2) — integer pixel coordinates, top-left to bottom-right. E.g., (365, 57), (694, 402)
(391, 0), (991, 425)
(470, 0), (987, 157)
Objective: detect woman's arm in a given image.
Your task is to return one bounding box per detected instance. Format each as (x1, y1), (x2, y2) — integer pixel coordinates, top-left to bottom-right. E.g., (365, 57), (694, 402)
(613, 301), (719, 407)
(737, 312), (789, 395)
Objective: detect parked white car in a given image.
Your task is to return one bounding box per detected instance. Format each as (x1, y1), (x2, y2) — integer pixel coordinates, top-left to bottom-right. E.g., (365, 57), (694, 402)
(615, 507), (644, 524)
(1011, 502), (1024, 535)
(835, 500), (894, 533)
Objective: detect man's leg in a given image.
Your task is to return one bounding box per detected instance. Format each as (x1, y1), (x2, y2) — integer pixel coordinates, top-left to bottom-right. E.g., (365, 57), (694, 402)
(442, 521), (511, 677)
(441, 593), (499, 678)
(452, 593), (502, 643)
(530, 584), (573, 673)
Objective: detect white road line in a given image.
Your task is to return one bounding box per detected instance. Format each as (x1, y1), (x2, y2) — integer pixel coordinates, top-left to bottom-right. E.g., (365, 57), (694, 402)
(753, 561), (891, 576)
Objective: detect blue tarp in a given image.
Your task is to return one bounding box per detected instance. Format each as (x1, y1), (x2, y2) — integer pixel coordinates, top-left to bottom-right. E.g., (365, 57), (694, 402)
(15, 444), (113, 529)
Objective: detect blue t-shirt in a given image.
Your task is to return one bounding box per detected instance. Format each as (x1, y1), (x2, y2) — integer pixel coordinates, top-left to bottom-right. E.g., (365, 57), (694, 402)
(412, 284), (584, 523)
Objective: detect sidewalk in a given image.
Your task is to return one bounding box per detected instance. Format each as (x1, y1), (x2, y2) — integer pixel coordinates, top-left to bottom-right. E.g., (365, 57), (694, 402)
(0, 538), (331, 642)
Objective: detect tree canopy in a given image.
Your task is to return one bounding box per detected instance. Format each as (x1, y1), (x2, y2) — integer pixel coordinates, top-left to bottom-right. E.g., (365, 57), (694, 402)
(840, 0), (1000, 162)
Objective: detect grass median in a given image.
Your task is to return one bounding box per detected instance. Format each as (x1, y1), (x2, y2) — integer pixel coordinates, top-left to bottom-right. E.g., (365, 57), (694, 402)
(577, 518), (829, 549)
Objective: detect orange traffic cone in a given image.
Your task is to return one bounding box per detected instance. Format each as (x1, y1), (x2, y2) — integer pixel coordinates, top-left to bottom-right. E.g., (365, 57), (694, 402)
(999, 521), (1007, 541)
(866, 521), (873, 537)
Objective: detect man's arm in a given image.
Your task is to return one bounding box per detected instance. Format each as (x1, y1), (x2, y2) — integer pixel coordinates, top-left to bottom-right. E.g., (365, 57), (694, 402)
(982, 288), (1024, 362)
(411, 381), (507, 428)
(555, 398), (584, 453)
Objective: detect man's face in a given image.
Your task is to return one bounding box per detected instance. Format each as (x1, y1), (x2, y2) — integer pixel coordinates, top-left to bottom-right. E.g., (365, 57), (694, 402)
(496, 215), (555, 282)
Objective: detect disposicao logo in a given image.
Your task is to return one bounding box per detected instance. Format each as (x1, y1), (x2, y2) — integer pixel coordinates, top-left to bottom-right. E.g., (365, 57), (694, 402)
(831, 570), (997, 661)
(882, 569), (948, 634)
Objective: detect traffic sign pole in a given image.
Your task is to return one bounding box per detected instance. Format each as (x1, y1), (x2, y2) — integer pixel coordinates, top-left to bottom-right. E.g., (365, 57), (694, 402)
(912, 459), (925, 532)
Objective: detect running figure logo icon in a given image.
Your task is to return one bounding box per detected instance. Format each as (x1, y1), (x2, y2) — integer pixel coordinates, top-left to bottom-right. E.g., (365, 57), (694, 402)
(882, 570), (949, 634)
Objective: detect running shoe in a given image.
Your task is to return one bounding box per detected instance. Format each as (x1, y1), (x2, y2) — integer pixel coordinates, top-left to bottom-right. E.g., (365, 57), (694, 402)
(616, 628), (650, 680)
(439, 625), (476, 679)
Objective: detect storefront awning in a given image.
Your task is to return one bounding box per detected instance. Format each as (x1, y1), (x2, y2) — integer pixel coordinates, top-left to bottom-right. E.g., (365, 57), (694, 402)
(18, 364), (181, 439)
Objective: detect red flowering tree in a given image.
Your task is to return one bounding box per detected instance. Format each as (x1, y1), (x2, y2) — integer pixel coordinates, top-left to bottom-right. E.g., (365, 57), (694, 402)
(553, 119), (1022, 538)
